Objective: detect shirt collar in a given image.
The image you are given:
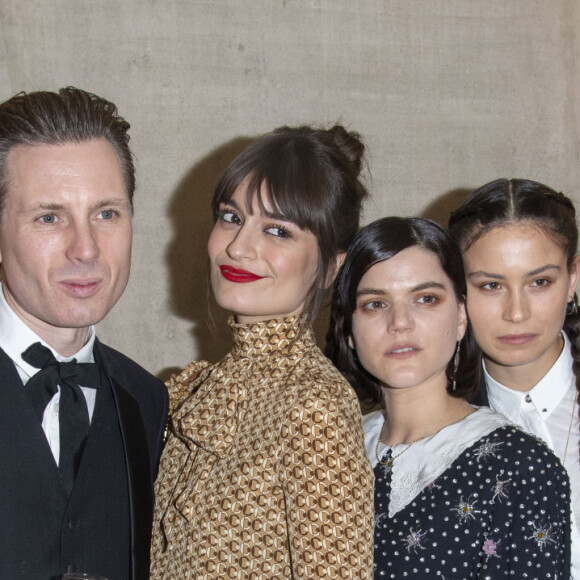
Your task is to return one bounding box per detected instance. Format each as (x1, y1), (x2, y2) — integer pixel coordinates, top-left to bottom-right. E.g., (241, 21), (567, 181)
(484, 332), (573, 421)
(0, 283), (96, 379)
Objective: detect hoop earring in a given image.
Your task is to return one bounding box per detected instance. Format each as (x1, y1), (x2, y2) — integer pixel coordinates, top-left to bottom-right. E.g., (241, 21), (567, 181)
(566, 298), (578, 316)
(451, 340), (461, 391)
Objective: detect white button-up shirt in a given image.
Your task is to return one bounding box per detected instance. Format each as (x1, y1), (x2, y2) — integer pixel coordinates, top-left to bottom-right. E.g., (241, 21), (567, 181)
(0, 283), (97, 465)
(484, 333), (580, 576)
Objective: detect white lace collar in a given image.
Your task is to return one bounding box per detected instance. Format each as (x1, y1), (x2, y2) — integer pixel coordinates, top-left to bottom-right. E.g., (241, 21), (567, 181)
(363, 407), (512, 516)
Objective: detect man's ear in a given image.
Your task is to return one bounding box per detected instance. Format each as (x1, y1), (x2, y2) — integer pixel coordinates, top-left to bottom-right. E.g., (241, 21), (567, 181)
(324, 251), (346, 289)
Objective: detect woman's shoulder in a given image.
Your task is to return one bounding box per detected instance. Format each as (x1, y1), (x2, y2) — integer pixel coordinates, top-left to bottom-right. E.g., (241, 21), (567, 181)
(295, 348), (359, 398)
(166, 360), (212, 416)
(472, 421), (568, 478)
(282, 347), (362, 416)
(454, 406), (564, 460)
(485, 422), (555, 451)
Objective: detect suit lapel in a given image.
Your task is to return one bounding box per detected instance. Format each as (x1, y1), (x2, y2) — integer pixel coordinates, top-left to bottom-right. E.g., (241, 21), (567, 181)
(94, 342), (153, 580)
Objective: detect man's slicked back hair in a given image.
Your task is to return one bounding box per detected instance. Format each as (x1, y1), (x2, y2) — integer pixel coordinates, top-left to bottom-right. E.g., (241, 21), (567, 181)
(0, 86), (135, 214)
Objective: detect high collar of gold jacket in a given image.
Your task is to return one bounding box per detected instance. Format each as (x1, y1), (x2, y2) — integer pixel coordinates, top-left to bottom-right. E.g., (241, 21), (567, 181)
(169, 315), (317, 458)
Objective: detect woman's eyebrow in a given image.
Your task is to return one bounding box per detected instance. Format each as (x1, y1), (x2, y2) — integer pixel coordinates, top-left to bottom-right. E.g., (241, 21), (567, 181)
(467, 270), (505, 280)
(262, 207), (292, 222)
(356, 281), (446, 298)
(411, 281), (446, 292)
(356, 287), (386, 297)
(468, 264), (561, 279)
(526, 264), (561, 277)
(221, 199), (240, 210)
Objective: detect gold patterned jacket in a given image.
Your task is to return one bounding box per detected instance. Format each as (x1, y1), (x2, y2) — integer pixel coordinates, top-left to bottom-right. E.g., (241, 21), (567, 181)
(150, 316), (374, 579)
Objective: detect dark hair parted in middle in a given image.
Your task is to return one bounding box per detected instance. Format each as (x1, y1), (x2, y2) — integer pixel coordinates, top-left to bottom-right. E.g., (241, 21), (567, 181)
(211, 124), (368, 323)
(449, 176), (580, 419)
(326, 216), (481, 405)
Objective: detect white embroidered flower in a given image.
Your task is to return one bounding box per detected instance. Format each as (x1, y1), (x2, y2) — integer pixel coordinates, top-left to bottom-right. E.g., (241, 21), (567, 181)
(473, 440), (503, 462)
(453, 495), (480, 522)
(526, 521), (558, 551)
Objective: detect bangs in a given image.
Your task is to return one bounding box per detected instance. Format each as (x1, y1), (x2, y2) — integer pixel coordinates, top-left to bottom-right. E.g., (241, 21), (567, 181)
(212, 160), (329, 235)
(209, 123), (368, 324)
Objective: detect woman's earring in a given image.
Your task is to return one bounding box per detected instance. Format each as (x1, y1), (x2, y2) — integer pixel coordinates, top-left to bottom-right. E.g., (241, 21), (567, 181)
(452, 340), (461, 391)
(566, 298), (578, 316)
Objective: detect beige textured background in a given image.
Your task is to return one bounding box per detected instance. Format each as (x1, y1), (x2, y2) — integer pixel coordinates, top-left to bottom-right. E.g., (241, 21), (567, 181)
(1, 0), (578, 378)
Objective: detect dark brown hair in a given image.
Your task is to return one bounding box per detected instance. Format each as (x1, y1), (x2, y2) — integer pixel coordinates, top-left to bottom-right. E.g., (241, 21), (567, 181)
(449, 178), (577, 260)
(0, 86), (135, 214)
(449, 178), (580, 453)
(211, 124), (368, 324)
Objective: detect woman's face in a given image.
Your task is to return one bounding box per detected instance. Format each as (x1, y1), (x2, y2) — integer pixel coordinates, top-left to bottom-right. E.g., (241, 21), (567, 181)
(350, 246), (467, 392)
(207, 181), (320, 323)
(463, 224), (579, 378)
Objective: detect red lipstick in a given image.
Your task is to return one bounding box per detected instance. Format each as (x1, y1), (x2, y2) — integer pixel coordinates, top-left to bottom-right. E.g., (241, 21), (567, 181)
(220, 265), (264, 283)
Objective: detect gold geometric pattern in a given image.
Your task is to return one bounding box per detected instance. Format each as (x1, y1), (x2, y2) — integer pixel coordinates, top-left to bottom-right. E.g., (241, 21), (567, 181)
(151, 316), (374, 579)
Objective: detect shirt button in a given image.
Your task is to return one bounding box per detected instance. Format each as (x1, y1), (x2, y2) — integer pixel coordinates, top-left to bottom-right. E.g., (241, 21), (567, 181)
(524, 394), (532, 403)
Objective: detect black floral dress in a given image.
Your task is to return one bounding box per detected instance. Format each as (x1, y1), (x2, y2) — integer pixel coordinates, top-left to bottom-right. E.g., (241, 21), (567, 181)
(369, 410), (572, 579)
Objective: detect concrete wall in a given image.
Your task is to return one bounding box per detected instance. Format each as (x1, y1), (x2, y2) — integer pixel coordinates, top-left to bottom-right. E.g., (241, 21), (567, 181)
(1, 0), (578, 378)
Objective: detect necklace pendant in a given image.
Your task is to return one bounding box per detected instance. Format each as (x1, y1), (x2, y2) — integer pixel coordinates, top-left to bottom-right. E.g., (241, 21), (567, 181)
(386, 459), (393, 467)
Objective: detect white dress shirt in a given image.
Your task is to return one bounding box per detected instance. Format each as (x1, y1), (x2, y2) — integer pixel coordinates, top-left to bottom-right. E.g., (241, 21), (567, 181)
(484, 333), (580, 577)
(0, 283), (97, 465)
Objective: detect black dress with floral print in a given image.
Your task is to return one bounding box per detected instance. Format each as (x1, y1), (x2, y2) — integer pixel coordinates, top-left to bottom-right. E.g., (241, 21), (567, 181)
(374, 426), (571, 578)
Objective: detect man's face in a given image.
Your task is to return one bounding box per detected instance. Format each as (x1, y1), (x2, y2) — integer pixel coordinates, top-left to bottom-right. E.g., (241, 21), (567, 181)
(0, 140), (133, 339)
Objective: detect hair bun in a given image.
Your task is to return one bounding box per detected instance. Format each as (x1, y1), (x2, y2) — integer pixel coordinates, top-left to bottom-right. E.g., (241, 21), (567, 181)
(327, 125), (365, 176)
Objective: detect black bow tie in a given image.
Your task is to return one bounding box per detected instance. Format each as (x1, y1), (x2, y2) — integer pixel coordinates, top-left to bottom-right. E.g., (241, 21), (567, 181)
(21, 342), (101, 495)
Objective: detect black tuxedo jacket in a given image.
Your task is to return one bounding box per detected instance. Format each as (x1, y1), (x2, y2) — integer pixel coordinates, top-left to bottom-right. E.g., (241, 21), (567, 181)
(0, 339), (168, 580)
